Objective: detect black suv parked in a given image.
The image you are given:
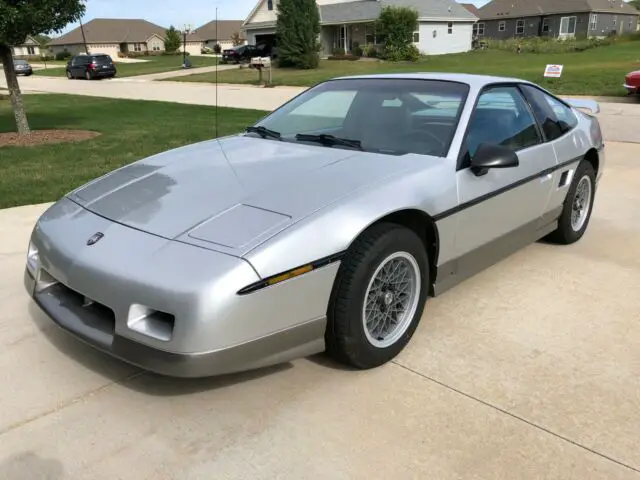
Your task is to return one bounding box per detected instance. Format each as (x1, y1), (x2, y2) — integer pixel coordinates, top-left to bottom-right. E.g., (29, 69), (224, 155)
(66, 53), (117, 80)
(221, 44), (275, 64)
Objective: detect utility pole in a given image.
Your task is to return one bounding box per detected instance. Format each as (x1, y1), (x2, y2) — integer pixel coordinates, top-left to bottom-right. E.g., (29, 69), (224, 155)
(80, 18), (89, 53)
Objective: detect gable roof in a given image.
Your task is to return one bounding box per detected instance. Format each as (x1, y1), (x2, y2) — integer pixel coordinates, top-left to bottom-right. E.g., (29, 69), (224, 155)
(193, 20), (246, 41)
(460, 3), (481, 16)
(479, 0), (639, 20)
(48, 18), (167, 46)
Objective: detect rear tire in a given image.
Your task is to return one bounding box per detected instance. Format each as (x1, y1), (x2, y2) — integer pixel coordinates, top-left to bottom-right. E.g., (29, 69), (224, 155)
(85, 71), (92, 80)
(546, 160), (596, 245)
(326, 223), (429, 369)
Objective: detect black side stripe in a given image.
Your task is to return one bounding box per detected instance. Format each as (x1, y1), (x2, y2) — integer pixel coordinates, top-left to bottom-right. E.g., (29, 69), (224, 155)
(433, 155), (583, 222)
(237, 251), (346, 295)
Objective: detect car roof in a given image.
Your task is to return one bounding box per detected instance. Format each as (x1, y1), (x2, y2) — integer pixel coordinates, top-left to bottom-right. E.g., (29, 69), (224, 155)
(332, 72), (534, 89)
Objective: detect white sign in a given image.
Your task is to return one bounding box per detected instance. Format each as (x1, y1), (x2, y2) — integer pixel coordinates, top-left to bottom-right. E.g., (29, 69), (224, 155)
(544, 64), (564, 78)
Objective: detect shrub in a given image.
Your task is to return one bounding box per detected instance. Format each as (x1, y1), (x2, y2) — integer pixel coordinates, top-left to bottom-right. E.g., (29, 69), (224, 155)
(364, 44), (378, 57)
(55, 51), (72, 61)
(484, 34), (639, 54)
(375, 5), (419, 61)
(213, 43), (222, 54)
(352, 42), (363, 57)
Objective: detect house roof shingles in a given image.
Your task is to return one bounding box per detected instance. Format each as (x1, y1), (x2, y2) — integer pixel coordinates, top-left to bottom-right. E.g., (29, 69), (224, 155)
(479, 0), (639, 20)
(460, 3), (481, 16)
(320, 0), (476, 24)
(193, 20), (246, 41)
(48, 18), (167, 45)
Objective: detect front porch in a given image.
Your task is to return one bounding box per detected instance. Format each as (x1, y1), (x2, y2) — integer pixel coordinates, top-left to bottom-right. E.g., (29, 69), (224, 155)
(319, 22), (385, 56)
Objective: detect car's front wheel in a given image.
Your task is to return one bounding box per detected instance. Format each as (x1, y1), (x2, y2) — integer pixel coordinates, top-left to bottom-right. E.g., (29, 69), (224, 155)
(547, 159), (596, 244)
(66, 70), (73, 79)
(326, 223), (429, 369)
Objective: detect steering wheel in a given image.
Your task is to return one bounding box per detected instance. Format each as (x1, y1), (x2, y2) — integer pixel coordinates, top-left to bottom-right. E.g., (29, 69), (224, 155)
(396, 128), (447, 155)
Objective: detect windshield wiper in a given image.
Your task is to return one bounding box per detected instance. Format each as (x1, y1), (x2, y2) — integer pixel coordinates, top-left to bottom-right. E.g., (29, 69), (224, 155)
(245, 126), (281, 140)
(295, 133), (362, 150)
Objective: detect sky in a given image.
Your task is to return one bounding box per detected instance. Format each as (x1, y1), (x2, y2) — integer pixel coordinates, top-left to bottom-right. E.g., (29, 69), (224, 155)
(59, 0), (490, 34)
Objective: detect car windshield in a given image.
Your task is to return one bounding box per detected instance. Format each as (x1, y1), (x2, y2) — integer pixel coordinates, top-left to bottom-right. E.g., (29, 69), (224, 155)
(251, 78), (469, 157)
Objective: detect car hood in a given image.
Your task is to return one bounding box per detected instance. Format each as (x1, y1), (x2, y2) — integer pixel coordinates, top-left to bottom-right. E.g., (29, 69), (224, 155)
(68, 135), (426, 257)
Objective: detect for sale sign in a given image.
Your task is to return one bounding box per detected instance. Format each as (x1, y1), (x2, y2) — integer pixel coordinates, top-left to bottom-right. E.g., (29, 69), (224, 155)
(544, 64), (564, 78)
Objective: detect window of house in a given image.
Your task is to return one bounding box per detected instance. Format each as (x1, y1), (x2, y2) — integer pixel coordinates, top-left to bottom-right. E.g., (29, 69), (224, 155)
(516, 19), (525, 34)
(153, 45), (160, 51)
(542, 18), (550, 33)
(473, 22), (485, 36)
(267, 0), (273, 10)
(27, 46), (35, 55)
(413, 31), (420, 42)
(559, 16), (577, 36)
(498, 21), (506, 31)
(134, 43), (142, 52)
(590, 14), (597, 30)
(448, 22), (453, 34)
(613, 15), (617, 24)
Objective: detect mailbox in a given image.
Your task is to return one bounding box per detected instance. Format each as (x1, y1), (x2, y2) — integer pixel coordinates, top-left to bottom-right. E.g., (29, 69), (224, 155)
(250, 56), (272, 69)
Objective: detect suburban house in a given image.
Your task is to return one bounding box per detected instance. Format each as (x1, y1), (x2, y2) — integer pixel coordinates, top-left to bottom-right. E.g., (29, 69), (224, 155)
(476, 0), (640, 40)
(11, 36), (42, 59)
(47, 18), (167, 57)
(192, 20), (247, 51)
(241, 0), (478, 56)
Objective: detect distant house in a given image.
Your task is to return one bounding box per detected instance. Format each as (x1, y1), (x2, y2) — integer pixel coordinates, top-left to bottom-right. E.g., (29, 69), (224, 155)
(242, 0), (478, 57)
(12, 36), (41, 59)
(192, 20), (247, 51)
(477, 0), (640, 40)
(47, 18), (168, 57)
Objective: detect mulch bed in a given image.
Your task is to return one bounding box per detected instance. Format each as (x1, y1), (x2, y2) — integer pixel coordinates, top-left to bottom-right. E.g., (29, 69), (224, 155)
(0, 129), (101, 147)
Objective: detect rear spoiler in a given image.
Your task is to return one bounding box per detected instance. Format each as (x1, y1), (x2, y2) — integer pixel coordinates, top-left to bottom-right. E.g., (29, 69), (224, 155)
(563, 98), (600, 115)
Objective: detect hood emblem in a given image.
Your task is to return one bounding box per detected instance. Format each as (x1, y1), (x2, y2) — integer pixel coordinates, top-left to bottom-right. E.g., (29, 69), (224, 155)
(87, 232), (104, 246)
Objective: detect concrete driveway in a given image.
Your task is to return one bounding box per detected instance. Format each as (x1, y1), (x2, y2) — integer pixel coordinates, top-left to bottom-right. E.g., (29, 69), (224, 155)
(1, 105), (640, 479)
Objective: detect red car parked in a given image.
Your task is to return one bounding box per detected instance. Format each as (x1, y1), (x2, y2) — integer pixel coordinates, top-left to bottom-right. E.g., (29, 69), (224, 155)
(624, 70), (640, 95)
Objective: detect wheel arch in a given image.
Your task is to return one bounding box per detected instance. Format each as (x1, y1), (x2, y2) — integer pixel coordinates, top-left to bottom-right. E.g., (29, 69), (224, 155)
(345, 208), (440, 296)
(584, 147), (599, 176)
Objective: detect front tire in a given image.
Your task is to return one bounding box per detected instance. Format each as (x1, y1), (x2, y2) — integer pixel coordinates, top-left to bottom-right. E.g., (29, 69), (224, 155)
(326, 223), (429, 369)
(547, 160), (596, 245)
(66, 70), (73, 79)
(85, 71), (92, 80)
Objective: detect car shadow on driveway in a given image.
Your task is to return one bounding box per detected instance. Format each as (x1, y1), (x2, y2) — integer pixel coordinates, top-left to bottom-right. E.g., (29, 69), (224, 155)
(0, 452), (64, 480)
(27, 302), (294, 396)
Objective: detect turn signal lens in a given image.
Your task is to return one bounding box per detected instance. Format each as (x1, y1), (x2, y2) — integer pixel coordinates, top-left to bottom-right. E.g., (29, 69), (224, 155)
(266, 264), (313, 286)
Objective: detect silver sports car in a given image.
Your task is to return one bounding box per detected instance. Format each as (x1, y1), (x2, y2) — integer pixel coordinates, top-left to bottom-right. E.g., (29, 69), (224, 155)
(24, 73), (604, 377)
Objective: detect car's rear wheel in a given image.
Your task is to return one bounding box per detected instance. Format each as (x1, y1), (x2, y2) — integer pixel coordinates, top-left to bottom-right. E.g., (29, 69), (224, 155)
(85, 71), (92, 80)
(326, 223), (429, 369)
(547, 159), (596, 245)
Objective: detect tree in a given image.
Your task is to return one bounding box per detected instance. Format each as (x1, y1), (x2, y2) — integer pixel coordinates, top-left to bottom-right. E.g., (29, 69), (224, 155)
(375, 6), (420, 61)
(164, 25), (181, 53)
(275, 0), (321, 69)
(0, 0), (85, 134)
(629, 0), (640, 11)
(231, 32), (243, 46)
(34, 34), (52, 46)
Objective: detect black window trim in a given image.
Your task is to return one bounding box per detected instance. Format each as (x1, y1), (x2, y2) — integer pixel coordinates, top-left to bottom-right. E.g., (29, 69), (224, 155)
(455, 81), (545, 171)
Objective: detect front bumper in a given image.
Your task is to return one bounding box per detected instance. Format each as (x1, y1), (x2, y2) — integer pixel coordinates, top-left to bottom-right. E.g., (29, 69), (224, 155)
(623, 83), (639, 94)
(23, 198), (338, 377)
(25, 267), (325, 378)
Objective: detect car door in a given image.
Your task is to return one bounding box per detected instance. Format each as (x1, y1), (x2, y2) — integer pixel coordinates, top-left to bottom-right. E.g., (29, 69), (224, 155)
(519, 84), (585, 222)
(452, 84), (557, 263)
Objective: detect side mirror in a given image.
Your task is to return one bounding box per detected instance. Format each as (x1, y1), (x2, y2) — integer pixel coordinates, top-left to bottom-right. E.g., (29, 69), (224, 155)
(470, 143), (519, 177)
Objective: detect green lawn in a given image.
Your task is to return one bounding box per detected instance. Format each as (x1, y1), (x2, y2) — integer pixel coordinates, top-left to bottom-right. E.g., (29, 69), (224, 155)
(33, 55), (219, 78)
(0, 95), (267, 208)
(175, 41), (640, 96)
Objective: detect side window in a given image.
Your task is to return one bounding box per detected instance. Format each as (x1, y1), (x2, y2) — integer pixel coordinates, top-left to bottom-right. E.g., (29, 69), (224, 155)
(521, 85), (578, 141)
(462, 86), (541, 166)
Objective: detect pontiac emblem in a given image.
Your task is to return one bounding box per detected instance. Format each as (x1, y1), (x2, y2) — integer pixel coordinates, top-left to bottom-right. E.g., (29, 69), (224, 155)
(87, 232), (104, 246)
